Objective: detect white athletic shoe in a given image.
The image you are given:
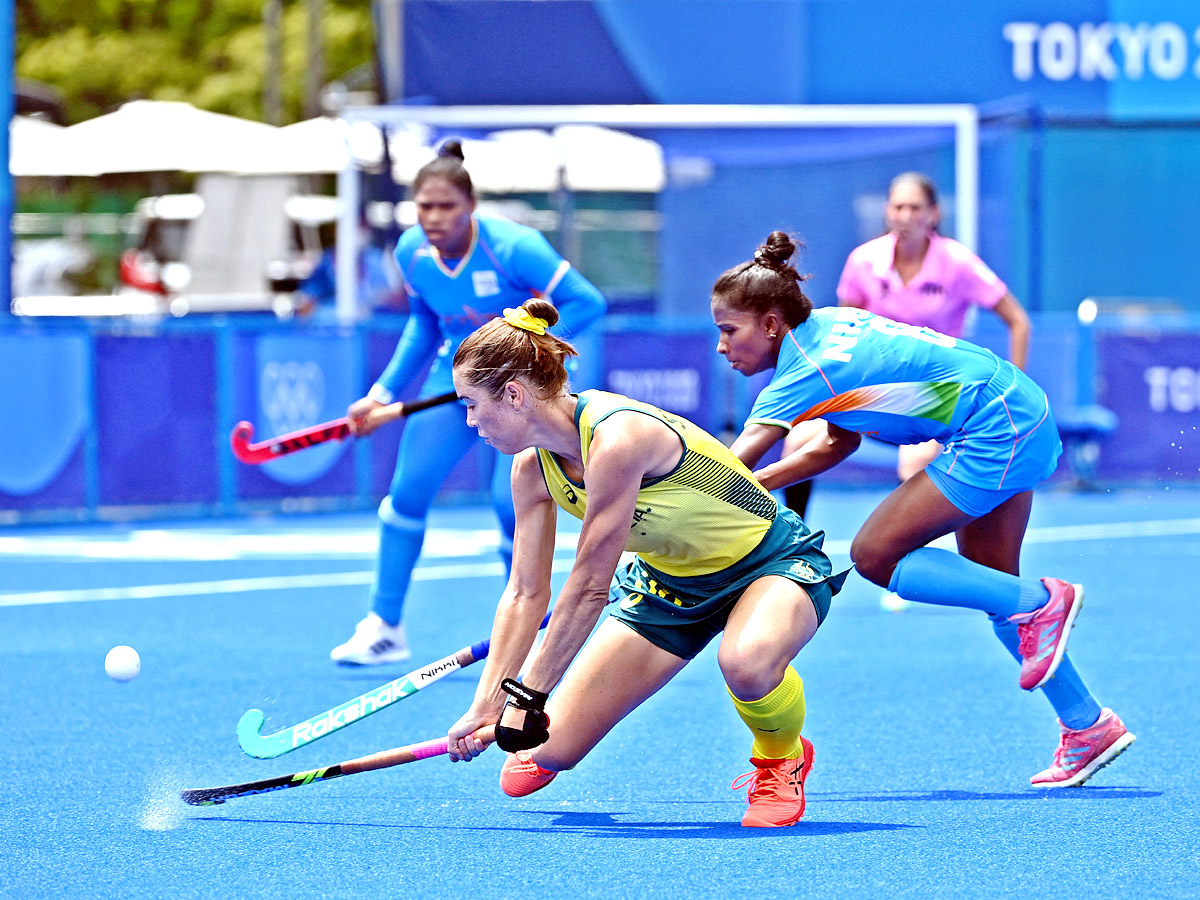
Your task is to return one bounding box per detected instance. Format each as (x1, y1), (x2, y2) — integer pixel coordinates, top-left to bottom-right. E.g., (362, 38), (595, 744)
(879, 590), (911, 612)
(330, 613), (411, 666)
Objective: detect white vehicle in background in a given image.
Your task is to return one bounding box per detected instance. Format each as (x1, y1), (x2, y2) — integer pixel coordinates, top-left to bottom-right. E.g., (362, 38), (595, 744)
(117, 174), (339, 317)
(117, 193), (204, 297)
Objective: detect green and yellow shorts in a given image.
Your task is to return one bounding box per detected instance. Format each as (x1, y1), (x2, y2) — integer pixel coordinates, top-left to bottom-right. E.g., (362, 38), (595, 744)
(607, 507), (849, 660)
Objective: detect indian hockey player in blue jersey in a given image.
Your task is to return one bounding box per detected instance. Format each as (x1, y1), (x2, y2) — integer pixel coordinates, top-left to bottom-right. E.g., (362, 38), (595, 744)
(710, 230), (1134, 789)
(331, 140), (606, 666)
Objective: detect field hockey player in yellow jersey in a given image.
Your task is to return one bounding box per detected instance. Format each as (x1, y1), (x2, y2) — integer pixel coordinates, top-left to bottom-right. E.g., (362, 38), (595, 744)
(444, 298), (847, 828)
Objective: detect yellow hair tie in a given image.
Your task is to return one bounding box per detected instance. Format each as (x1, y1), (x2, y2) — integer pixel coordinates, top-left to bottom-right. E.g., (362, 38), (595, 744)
(502, 306), (549, 335)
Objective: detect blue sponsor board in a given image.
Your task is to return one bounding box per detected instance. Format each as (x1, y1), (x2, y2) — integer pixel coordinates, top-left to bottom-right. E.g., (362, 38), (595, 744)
(601, 329), (715, 430)
(2, 316), (1195, 520)
(234, 332), (360, 499)
(0, 332), (89, 508)
(95, 332), (220, 506)
(1097, 331), (1200, 482)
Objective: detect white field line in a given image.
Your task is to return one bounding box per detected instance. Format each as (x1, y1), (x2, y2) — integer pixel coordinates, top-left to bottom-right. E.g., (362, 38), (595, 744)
(0, 527), (498, 561)
(0, 559), (521, 608)
(1, 517), (1198, 609)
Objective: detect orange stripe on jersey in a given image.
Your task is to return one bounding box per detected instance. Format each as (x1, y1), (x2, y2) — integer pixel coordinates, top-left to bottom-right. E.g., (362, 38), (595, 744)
(794, 385), (887, 424)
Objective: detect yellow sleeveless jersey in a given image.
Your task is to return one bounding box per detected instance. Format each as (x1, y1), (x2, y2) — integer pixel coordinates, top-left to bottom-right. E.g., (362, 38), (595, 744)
(534, 390), (777, 578)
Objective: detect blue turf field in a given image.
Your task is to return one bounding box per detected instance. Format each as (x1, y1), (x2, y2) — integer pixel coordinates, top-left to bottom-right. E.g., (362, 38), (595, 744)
(2, 486), (1198, 899)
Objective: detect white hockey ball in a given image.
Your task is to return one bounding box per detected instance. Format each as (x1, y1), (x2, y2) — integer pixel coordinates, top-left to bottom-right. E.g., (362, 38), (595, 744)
(105, 645), (141, 682)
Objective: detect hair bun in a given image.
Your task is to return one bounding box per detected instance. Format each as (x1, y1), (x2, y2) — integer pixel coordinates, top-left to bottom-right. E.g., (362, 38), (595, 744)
(436, 138), (465, 161)
(523, 297), (561, 329)
(759, 230), (800, 267)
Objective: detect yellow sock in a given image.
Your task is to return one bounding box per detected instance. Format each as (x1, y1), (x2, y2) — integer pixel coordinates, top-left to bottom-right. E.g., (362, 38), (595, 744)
(728, 666), (806, 760)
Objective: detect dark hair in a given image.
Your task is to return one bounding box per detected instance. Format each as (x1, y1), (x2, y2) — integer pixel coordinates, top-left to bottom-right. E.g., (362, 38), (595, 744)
(453, 298), (578, 400)
(889, 171), (938, 207)
(413, 138), (474, 198)
(710, 231), (812, 328)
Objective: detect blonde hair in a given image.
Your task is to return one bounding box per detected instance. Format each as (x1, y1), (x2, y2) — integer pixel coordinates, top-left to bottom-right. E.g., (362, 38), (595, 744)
(453, 298), (578, 399)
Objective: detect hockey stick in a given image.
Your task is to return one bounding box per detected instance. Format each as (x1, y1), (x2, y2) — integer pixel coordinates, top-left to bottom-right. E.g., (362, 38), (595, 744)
(230, 391), (458, 464)
(182, 725), (497, 806)
(237, 611), (553, 759)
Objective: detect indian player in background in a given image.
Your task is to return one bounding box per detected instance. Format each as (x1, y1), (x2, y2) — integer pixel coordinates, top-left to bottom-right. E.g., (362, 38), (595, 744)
(331, 141), (607, 666)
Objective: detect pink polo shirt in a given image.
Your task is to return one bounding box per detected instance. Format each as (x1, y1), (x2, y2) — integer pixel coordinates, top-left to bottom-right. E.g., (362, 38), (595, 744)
(835, 232), (1008, 338)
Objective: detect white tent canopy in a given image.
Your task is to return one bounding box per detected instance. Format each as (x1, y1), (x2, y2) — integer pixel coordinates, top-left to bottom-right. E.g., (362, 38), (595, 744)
(383, 124), (664, 193)
(235, 116), (352, 175)
(552, 125), (665, 192)
(12, 106), (349, 177)
(63, 100), (280, 175)
(9, 116), (91, 177)
(235, 118), (666, 190)
(12, 107), (666, 190)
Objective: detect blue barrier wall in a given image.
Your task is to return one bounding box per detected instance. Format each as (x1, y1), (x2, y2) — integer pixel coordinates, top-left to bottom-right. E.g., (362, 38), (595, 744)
(1, 312), (1195, 523)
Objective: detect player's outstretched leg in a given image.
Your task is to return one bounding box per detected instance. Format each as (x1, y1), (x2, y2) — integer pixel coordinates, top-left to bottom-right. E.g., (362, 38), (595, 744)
(331, 499), (423, 665)
(1008, 578), (1083, 690)
(1031, 707), (1136, 788)
(332, 404), (476, 665)
(887, 550), (1084, 691)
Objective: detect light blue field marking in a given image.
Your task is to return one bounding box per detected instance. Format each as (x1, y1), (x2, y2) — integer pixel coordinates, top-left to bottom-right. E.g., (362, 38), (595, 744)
(2, 517), (1199, 609)
(0, 559), (572, 608)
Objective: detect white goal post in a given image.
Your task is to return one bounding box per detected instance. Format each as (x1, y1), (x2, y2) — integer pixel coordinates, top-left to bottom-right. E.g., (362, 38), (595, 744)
(333, 103), (979, 323)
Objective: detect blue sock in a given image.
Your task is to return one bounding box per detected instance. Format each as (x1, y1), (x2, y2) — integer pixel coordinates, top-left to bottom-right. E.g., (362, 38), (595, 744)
(370, 501), (426, 626)
(989, 613), (1102, 730)
(889, 548), (1050, 617)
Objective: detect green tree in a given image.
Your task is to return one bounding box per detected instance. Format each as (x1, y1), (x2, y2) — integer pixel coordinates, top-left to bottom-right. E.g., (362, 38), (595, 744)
(17, 0), (376, 124)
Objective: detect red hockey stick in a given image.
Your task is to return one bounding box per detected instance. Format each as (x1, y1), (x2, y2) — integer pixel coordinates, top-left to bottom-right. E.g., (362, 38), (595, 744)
(230, 391), (458, 464)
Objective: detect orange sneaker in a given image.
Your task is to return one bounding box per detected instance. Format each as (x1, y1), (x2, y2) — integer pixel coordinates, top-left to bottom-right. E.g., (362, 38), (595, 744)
(499, 751), (558, 797)
(731, 736), (815, 827)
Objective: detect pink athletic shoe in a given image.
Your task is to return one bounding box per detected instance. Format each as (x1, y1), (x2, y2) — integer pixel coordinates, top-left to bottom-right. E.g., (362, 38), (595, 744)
(499, 751), (558, 797)
(1031, 708), (1136, 788)
(1010, 578), (1083, 690)
(731, 736), (815, 827)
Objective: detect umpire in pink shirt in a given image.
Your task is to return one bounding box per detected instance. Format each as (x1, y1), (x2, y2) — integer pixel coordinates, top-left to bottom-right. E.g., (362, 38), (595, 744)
(836, 171), (1031, 482)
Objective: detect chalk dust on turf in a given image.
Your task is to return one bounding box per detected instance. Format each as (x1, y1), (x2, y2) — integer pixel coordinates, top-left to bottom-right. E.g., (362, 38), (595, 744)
(140, 764), (190, 831)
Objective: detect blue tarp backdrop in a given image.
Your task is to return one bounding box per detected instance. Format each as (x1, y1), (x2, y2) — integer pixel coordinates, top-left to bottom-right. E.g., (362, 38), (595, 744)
(396, 0), (1200, 119)
(387, 1), (1200, 315)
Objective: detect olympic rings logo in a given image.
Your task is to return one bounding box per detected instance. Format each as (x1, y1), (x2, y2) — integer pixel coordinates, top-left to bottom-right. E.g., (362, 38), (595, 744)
(260, 361), (326, 435)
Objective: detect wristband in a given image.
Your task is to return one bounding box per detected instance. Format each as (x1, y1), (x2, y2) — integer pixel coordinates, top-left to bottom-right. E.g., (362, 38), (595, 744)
(501, 678), (548, 711)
